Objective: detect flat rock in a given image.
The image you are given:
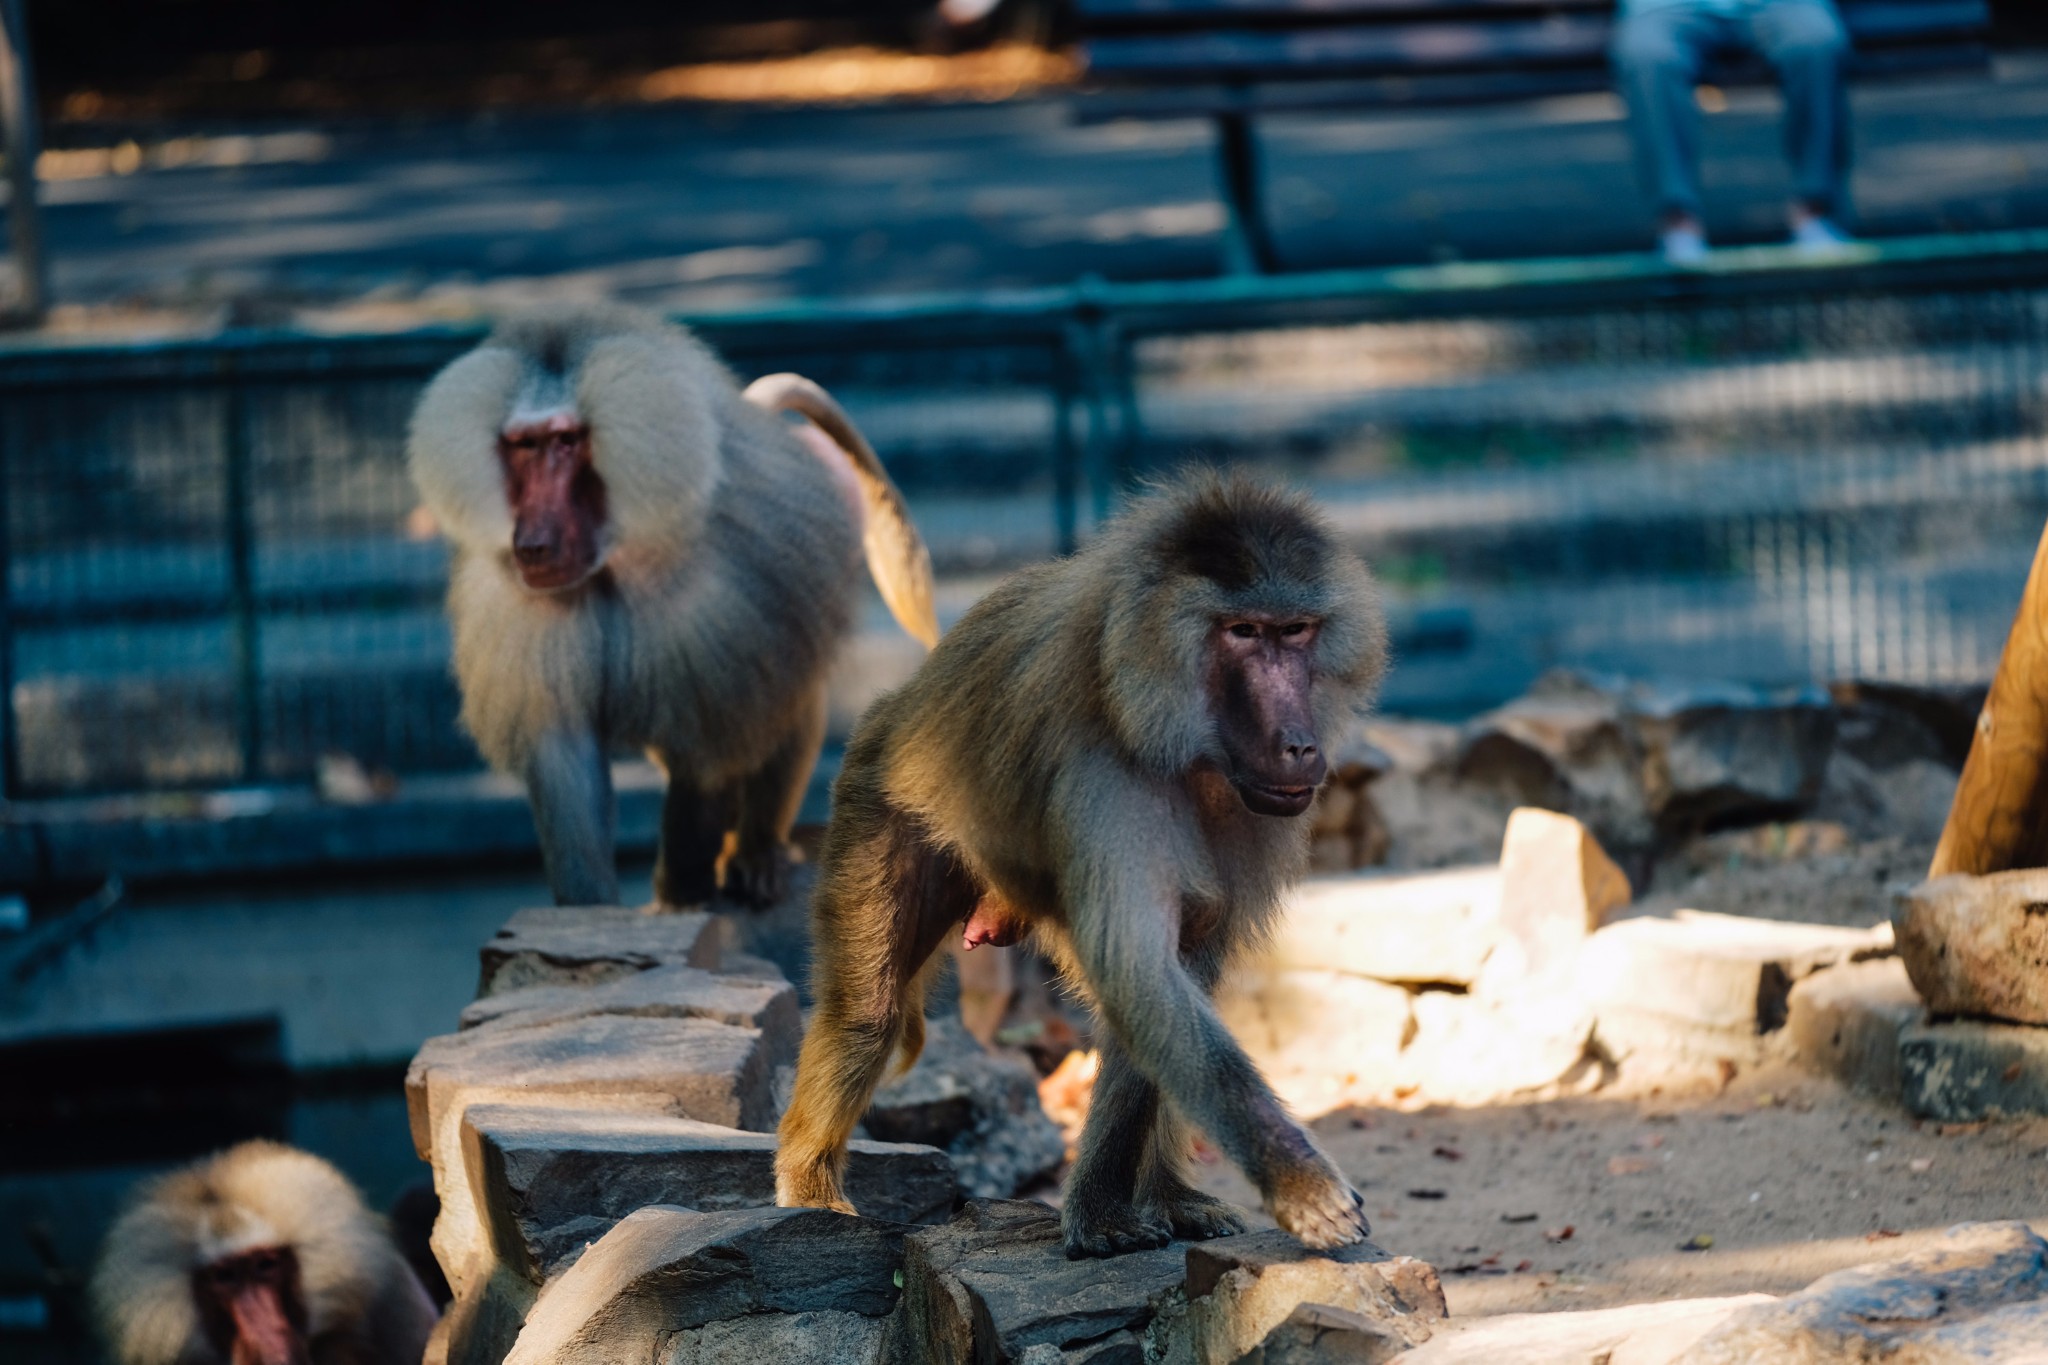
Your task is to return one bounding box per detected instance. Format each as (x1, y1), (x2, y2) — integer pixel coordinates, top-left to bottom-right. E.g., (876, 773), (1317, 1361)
(477, 906), (733, 997)
(1234, 1302), (1411, 1364)
(1265, 865), (1504, 986)
(502, 1205), (907, 1365)
(1456, 677), (1652, 857)
(660, 1310), (889, 1365)
(458, 964), (801, 1067)
(1829, 679), (1985, 772)
(1900, 1016), (2048, 1121)
(1217, 969), (1413, 1116)
(866, 1016), (1064, 1199)
(899, 1199), (1190, 1365)
(1677, 1221), (2048, 1364)
(1182, 1232), (1442, 1365)
(1582, 911), (1894, 1064)
(464, 1103), (955, 1280)
(1488, 807), (1631, 983)
(1400, 985), (1599, 1106)
(1786, 956), (1924, 1100)
(1895, 870), (2048, 1026)
(1399, 1294), (1773, 1365)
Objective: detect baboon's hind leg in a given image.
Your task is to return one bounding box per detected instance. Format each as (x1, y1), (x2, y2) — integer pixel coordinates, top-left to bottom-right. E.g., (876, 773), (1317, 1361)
(651, 753), (734, 909)
(726, 685), (827, 908)
(775, 808), (971, 1212)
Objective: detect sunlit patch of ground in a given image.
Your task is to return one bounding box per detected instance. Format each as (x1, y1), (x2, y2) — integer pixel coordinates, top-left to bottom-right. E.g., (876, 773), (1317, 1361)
(1178, 1059), (2048, 1318)
(635, 43), (1078, 106)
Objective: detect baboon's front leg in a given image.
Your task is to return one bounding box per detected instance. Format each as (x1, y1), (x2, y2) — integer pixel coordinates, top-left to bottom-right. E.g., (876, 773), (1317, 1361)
(726, 685), (827, 909)
(652, 753), (733, 909)
(1062, 1037), (1171, 1258)
(528, 729), (619, 906)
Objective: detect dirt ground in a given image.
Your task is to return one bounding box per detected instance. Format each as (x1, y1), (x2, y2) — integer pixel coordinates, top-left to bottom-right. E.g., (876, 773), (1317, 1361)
(1177, 1060), (2048, 1320)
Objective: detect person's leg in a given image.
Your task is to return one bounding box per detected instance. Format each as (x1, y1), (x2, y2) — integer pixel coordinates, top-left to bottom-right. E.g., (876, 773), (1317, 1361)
(1611, 5), (1715, 249)
(1751, 0), (1854, 234)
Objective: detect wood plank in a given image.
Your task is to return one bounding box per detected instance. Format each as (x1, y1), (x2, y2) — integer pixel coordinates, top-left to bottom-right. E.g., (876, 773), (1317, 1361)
(1843, 0), (1989, 41)
(1085, 17), (1612, 80)
(1930, 519), (2048, 877)
(1074, 0), (1605, 26)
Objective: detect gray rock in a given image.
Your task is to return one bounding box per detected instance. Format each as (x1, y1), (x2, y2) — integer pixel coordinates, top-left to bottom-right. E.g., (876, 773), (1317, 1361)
(464, 1103), (955, 1280)
(899, 1199), (1189, 1365)
(1233, 1303), (1410, 1364)
(1626, 677), (1836, 837)
(407, 1014), (776, 1158)
(1677, 1220), (2048, 1364)
(867, 1017), (1065, 1199)
(1455, 675), (1652, 857)
(1900, 1017), (2048, 1121)
(459, 964), (801, 1067)
(477, 906), (733, 997)
(1896, 870), (2048, 1027)
(1398, 1295), (1773, 1365)
(1829, 679), (1985, 772)
(660, 1310), (889, 1365)
(502, 1205), (907, 1365)
(1182, 1230), (1441, 1365)
(1785, 956), (1925, 1101)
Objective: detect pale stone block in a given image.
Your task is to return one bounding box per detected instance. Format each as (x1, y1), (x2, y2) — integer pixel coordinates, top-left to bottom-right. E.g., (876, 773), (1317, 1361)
(1488, 807), (1632, 983)
(1399, 1295), (1773, 1365)
(1895, 869), (2048, 1026)
(1267, 865), (1504, 987)
(1785, 956), (1923, 1099)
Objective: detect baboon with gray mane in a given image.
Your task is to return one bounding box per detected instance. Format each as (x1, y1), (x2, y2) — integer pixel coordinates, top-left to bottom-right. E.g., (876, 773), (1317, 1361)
(777, 472), (1386, 1257)
(408, 304), (936, 908)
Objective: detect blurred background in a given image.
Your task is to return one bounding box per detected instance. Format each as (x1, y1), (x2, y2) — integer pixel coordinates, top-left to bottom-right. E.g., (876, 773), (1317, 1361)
(1, 1), (2045, 1358)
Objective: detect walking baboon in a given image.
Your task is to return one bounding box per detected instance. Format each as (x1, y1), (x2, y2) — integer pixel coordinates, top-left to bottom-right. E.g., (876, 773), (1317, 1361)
(409, 305), (937, 908)
(776, 472), (1387, 1256)
(91, 1141), (438, 1365)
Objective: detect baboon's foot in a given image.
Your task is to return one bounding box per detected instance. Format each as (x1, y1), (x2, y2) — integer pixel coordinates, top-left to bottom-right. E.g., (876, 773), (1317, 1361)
(1062, 1197), (1172, 1259)
(773, 1157), (855, 1216)
(1266, 1159), (1370, 1250)
(724, 841), (795, 909)
(653, 859), (720, 913)
(1143, 1183), (1248, 1242)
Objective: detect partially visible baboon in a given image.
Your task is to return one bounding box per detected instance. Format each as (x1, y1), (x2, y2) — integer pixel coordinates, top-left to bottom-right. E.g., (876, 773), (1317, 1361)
(409, 305), (937, 908)
(91, 1141), (439, 1365)
(776, 472), (1387, 1256)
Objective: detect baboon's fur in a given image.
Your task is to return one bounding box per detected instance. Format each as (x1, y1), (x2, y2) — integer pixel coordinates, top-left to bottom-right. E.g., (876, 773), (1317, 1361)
(776, 471), (1386, 1256)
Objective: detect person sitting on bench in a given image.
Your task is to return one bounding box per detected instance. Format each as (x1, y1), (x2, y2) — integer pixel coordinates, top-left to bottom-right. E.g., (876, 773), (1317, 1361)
(1612, 0), (1857, 263)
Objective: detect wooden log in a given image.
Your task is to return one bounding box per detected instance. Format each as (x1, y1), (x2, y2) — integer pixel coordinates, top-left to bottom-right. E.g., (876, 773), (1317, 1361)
(1930, 518), (2048, 876)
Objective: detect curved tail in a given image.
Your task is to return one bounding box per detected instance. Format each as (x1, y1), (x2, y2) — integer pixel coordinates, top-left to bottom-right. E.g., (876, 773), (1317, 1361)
(744, 373), (940, 649)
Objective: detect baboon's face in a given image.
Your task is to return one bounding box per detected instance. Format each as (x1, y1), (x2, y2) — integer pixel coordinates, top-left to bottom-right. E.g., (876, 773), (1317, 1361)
(499, 412), (607, 592)
(1210, 614), (1327, 817)
(192, 1244), (309, 1365)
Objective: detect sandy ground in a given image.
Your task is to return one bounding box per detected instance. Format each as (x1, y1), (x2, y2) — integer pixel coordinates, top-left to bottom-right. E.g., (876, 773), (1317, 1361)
(1176, 1060), (2048, 1320)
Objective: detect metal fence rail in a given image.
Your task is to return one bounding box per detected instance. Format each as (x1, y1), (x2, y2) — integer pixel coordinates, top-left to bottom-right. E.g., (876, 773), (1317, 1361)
(2, 229), (2046, 803)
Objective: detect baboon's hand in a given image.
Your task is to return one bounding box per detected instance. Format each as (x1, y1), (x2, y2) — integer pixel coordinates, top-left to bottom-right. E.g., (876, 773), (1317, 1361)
(1268, 1158), (1370, 1251)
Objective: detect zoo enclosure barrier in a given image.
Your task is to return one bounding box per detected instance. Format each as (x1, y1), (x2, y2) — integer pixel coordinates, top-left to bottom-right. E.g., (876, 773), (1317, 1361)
(1, 229), (2046, 805)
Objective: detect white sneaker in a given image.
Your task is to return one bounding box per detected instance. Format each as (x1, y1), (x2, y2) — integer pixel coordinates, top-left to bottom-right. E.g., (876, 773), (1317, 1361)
(1791, 216), (1857, 255)
(1660, 224), (1708, 266)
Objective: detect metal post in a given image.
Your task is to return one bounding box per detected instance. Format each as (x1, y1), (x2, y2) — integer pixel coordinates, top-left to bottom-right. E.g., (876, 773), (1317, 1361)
(0, 0), (45, 322)
(0, 397), (17, 802)
(221, 368), (263, 782)
(1214, 108), (1278, 277)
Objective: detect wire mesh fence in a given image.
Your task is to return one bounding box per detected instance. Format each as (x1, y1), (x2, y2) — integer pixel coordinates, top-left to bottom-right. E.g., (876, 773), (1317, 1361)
(1, 252), (2043, 801)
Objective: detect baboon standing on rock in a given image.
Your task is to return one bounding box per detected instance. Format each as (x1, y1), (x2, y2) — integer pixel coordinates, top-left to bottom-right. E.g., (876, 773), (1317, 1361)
(777, 473), (1387, 1256)
(409, 305), (936, 908)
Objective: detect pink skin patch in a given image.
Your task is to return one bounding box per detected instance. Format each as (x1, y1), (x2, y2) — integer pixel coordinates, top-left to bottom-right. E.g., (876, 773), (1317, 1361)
(961, 896), (1026, 951)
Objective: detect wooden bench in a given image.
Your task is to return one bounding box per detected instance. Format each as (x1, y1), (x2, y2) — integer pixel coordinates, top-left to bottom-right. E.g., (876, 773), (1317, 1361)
(1071, 0), (1994, 273)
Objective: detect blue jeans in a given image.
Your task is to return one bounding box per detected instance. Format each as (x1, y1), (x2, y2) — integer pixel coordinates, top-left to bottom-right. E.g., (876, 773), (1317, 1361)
(1612, 0), (1853, 222)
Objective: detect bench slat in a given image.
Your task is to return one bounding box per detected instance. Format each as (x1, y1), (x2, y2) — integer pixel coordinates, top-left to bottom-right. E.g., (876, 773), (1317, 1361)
(1075, 0), (1609, 26)
(1086, 17), (1614, 80)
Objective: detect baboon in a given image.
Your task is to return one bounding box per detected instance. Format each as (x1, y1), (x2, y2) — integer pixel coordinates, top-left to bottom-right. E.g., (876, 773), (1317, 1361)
(409, 305), (937, 908)
(91, 1141), (438, 1365)
(776, 472), (1387, 1257)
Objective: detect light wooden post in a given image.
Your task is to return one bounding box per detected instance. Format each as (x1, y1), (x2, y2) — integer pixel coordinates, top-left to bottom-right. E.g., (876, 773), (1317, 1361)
(1930, 518), (2048, 876)
(0, 0), (44, 323)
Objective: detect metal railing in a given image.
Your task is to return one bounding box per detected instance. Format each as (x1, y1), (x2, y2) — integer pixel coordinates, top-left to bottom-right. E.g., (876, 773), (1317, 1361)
(1, 227), (2045, 805)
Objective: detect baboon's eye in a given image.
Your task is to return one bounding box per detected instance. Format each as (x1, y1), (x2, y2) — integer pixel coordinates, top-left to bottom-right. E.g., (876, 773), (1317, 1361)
(1279, 621), (1310, 639)
(1227, 622), (1259, 640)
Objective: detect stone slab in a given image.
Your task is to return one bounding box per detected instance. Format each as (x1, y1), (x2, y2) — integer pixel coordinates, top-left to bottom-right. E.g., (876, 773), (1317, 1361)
(660, 1309), (889, 1365)
(1785, 956), (1925, 1100)
(899, 1199), (1191, 1365)
(463, 1103), (956, 1281)
(1900, 1017), (2048, 1121)
(1399, 1295), (1773, 1365)
(1265, 865), (1504, 986)
(866, 1017), (1064, 1200)
(1237, 1302), (1410, 1364)
(1581, 910), (1894, 1047)
(1489, 807), (1631, 982)
(1183, 1232), (1441, 1365)
(477, 905), (733, 997)
(458, 964), (801, 1068)
(1895, 869), (2048, 1026)
(1678, 1220), (2048, 1364)
(502, 1206), (907, 1365)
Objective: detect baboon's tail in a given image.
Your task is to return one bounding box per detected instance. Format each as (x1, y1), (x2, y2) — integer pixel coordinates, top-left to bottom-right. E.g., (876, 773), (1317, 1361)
(744, 372), (941, 649)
